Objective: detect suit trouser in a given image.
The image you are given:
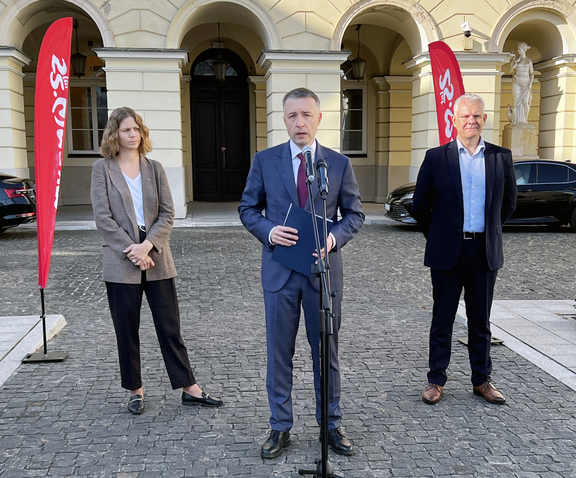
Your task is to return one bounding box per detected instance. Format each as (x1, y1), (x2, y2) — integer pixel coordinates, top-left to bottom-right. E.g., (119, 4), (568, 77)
(105, 276), (196, 391)
(428, 235), (498, 387)
(264, 271), (342, 432)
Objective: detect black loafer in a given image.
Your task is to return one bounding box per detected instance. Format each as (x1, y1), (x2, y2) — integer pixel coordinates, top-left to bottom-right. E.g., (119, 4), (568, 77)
(127, 394), (144, 414)
(261, 430), (290, 459)
(182, 390), (223, 407)
(325, 428), (354, 456)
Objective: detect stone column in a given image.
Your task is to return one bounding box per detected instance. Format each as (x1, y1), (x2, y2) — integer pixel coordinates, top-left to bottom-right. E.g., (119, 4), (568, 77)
(180, 74), (192, 202)
(95, 48), (189, 218)
(537, 57), (576, 161)
(455, 53), (512, 144)
(257, 51), (349, 150)
(248, 76), (267, 155)
(371, 77), (390, 202)
(371, 76), (412, 200)
(0, 47), (31, 177)
(405, 54), (435, 182)
(386, 76), (412, 194)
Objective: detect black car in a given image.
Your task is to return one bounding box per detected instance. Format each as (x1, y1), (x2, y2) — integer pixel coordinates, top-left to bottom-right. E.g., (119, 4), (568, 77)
(385, 160), (576, 230)
(0, 173), (36, 233)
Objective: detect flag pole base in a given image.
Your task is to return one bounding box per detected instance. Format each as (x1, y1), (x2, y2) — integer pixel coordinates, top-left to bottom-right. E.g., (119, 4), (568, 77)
(22, 352), (67, 363)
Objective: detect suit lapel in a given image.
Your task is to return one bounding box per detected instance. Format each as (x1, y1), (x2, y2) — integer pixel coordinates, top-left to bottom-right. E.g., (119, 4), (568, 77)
(106, 157), (138, 238)
(447, 141), (464, 210)
(484, 142), (496, 213)
(277, 141), (300, 207)
(140, 157), (155, 229)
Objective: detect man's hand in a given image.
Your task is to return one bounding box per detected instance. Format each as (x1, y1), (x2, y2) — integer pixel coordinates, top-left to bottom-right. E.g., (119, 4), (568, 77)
(271, 226), (299, 247)
(313, 234), (334, 261)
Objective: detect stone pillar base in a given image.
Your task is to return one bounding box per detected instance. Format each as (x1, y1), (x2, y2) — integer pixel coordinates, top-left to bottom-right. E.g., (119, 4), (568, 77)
(503, 123), (539, 160)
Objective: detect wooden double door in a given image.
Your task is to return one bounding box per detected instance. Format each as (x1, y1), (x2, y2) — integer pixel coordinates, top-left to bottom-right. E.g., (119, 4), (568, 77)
(191, 83), (250, 202)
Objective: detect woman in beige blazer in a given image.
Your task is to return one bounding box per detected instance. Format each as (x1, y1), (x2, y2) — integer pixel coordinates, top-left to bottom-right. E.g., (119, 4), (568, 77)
(91, 107), (223, 414)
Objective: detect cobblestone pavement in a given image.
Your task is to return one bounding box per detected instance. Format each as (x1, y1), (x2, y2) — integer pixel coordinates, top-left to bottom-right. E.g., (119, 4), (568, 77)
(0, 223), (575, 477)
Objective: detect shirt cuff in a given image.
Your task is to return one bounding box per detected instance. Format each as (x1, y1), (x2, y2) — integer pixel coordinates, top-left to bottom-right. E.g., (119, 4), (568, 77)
(329, 232), (336, 250)
(269, 226), (276, 246)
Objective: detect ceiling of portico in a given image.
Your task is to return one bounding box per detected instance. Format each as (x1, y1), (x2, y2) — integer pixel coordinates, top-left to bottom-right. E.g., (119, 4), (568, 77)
(181, 22), (263, 75)
(492, 6), (576, 58)
(342, 23), (412, 77)
(344, 6), (422, 57)
(503, 20), (562, 63)
(22, 14), (103, 73)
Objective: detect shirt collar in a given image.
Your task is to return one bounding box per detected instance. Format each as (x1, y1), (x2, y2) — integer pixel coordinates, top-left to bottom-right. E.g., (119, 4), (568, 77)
(289, 139), (317, 160)
(456, 137), (485, 157)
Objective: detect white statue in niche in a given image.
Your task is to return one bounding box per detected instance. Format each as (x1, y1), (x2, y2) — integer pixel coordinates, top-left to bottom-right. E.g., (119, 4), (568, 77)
(507, 42), (534, 125)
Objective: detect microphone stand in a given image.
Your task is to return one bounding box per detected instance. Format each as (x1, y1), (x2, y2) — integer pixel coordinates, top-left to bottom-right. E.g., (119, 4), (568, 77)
(298, 169), (342, 478)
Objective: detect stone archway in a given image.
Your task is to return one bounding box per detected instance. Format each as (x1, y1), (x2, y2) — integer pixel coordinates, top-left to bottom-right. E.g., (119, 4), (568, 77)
(167, 0), (281, 50)
(489, 0), (576, 54)
(0, 0), (113, 49)
(331, 0), (438, 54)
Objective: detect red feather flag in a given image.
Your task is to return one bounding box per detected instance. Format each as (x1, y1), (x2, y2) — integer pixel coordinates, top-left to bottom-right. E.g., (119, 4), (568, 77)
(429, 41), (466, 145)
(34, 17), (73, 289)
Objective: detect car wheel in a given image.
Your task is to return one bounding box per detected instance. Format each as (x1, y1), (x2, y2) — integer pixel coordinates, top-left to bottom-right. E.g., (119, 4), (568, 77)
(570, 208), (576, 232)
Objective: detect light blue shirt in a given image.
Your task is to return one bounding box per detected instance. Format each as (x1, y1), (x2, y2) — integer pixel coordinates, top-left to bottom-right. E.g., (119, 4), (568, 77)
(457, 138), (486, 233)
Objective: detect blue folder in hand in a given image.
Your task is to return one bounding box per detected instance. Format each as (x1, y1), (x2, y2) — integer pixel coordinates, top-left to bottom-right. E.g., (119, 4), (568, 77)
(271, 203), (333, 277)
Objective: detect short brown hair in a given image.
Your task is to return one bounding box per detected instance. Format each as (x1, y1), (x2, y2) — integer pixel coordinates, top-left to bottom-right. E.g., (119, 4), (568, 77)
(99, 107), (153, 158)
(282, 88), (321, 110)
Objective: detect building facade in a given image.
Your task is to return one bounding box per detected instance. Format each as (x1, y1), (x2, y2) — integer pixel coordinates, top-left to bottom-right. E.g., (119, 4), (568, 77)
(1, 0), (575, 217)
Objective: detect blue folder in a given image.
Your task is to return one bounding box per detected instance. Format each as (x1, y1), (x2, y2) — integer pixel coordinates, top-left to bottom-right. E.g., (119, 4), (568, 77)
(271, 203), (333, 277)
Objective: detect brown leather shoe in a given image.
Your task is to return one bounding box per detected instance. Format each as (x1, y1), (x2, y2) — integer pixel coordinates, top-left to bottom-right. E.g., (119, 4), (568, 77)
(422, 383), (444, 404)
(473, 382), (506, 404)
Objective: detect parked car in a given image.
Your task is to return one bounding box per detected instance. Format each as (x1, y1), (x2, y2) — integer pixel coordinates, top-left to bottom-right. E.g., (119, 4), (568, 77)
(385, 160), (576, 230)
(0, 173), (36, 234)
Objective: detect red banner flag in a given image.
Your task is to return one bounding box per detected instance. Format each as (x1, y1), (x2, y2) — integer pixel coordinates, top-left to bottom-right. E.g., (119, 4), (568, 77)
(429, 41), (465, 145)
(34, 17), (73, 289)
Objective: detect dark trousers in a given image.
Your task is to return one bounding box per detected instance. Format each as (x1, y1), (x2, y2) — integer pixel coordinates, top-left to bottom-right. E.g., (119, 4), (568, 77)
(428, 235), (498, 387)
(263, 271), (342, 432)
(105, 276), (196, 391)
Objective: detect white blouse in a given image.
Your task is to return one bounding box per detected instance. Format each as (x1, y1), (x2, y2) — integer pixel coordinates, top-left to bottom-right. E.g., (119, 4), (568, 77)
(122, 172), (145, 227)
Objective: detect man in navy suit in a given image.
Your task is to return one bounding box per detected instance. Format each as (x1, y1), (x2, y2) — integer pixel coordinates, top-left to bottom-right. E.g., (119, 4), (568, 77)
(239, 88), (364, 458)
(412, 93), (516, 405)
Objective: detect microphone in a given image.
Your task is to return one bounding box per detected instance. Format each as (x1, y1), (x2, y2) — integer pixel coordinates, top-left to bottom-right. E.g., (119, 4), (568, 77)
(302, 145), (315, 183)
(316, 157), (329, 195)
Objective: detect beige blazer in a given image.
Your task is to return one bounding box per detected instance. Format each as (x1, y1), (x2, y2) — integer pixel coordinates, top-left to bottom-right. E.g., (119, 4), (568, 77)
(91, 156), (177, 284)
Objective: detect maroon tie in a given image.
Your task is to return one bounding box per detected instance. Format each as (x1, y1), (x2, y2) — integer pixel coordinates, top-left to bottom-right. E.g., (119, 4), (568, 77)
(297, 153), (308, 208)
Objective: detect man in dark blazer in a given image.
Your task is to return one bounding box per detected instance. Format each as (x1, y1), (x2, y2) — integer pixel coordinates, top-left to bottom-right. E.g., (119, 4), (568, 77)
(412, 93), (516, 405)
(239, 88), (364, 458)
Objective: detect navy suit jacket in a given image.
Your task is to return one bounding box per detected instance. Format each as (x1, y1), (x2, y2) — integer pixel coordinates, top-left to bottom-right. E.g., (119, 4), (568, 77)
(411, 140), (517, 271)
(238, 141), (364, 293)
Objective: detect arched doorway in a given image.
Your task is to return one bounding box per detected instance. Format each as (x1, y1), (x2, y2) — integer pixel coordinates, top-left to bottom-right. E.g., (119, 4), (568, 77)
(190, 48), (250, 201)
